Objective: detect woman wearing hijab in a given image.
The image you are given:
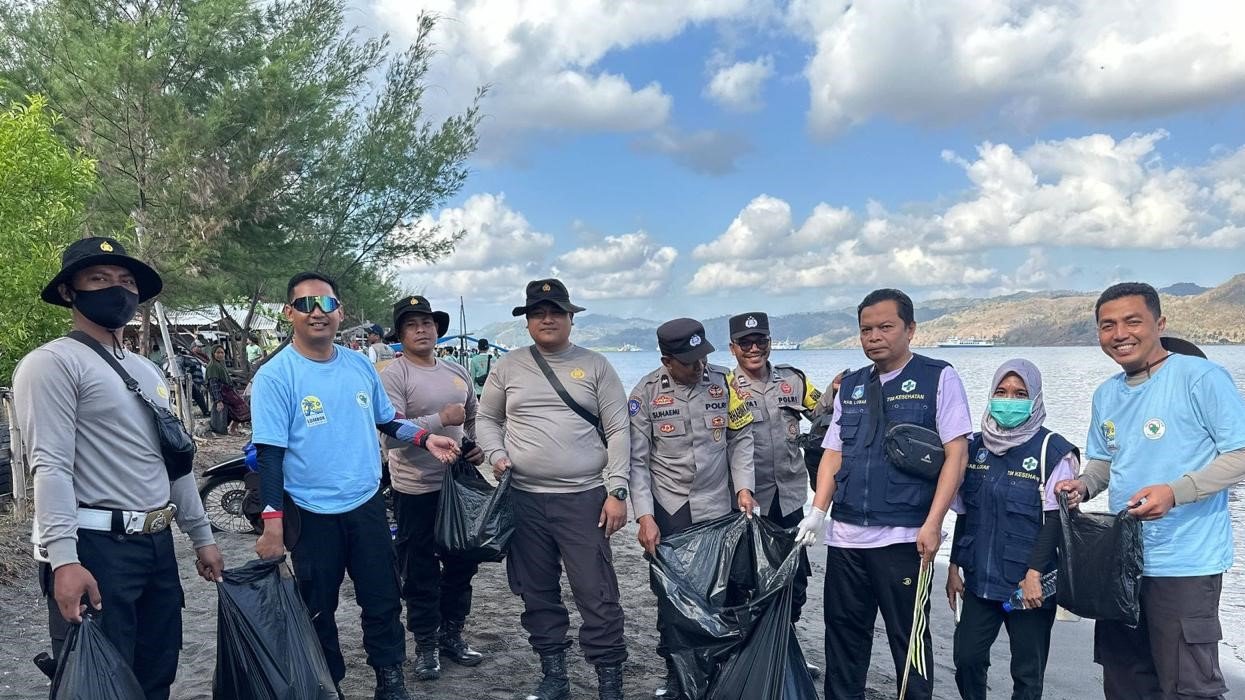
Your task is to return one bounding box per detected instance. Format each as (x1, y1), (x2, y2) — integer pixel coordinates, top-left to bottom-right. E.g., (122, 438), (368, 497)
(207, 345), (251, 435)
(944, 359), (1079, 700)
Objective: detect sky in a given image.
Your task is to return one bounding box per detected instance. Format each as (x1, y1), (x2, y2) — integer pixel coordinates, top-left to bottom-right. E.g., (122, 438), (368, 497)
(358, 0), (1245, 327)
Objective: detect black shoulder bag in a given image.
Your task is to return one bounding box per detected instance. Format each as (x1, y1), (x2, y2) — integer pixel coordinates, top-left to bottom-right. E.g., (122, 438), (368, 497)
(529, 347), (607, 446)
(70, 331), (196, 480)
(474, 355), (492, 387)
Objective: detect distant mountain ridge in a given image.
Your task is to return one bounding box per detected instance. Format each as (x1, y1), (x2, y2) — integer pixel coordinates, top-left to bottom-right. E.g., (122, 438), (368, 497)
(475, 276), (1245, 350)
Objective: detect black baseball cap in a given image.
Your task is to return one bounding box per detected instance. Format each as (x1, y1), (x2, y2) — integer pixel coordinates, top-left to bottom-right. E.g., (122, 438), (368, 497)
(389, 295), (450, 340)
(658, 318), (714, 363)
(728, 312), (770, 340)
(512, 278), (586, 317)
(41, 237), (162, 307)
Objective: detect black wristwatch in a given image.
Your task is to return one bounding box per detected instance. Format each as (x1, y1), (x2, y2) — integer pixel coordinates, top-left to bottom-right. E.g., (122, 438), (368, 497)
(609, 487), (629, 501)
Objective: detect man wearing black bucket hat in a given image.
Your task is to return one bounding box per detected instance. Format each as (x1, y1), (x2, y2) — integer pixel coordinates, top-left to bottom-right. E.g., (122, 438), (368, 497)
(476, 278), (631, 700)
(13, 236), (225, 699)
(379, 295), (487, 682)
(628, 317), (757, 700)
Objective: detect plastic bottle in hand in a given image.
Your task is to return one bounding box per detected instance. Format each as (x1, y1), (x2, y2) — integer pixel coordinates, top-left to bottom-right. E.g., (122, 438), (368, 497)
(1002, 570), (1058, 612)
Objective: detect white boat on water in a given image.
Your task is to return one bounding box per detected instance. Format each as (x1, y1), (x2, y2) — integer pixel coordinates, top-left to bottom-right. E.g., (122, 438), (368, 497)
(938, 337), (997, 348)
(771, 340), (801, 350)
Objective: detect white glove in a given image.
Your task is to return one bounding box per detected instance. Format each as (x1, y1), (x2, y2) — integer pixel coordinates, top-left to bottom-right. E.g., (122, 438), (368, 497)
(795, 506), (827, 547)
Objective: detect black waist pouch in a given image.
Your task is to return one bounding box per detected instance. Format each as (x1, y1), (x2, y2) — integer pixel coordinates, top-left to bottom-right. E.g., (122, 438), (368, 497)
(883, 423), (944, 481)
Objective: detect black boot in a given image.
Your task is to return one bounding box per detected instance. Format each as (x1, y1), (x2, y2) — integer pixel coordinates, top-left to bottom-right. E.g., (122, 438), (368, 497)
(439, 619), (484, 667)
(653, 658), (683, 699)
(372, 664), (413, 700)
(524, 652), (570, 700)
(413, 636), (441, 681)
(595, 663), (623, 700)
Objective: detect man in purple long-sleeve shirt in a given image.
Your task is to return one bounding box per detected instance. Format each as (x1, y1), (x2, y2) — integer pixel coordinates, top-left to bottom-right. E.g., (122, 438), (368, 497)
(797, 288), (972, 700)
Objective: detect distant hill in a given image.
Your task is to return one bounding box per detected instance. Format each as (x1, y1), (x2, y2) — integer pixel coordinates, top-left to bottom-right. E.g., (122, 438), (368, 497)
(1160, 282), (1210, 296)
(477, 275), (1245, 350)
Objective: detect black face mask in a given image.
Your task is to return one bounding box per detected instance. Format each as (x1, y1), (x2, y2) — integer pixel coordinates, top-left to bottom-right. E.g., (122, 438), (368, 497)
(71, 285), (140, 330)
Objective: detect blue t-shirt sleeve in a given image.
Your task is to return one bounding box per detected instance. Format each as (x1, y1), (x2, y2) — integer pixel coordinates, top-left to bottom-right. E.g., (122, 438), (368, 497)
(1086, 385), (1110, 461)
(1190, 366), (1245, 455)
(367, 360), (396, 424)
(250, 370), (292, 448)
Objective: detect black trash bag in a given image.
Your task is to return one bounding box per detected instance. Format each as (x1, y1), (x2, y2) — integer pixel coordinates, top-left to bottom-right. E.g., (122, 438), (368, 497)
(650, 512), (817, 700)
(214, 558), (336, 700)
(1056, 493), (1144, 625)
(50, 612), (145, 700)
(210, 401), (229, 435)
(434, 457), (515, 563)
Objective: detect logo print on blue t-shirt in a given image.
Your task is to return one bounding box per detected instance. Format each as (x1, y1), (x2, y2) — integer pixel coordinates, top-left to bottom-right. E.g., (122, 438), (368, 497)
(356, 391), (370, 408)
(1143, 418), (1166, 440)
(301, 395), (328, 427)
(851, 384), (864, 400)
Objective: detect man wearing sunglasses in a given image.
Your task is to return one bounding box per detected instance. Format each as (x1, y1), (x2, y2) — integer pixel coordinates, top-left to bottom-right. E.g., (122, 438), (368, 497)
(476, 278), (631, 700)
(628, 317), (757, 700)
(726, 311), (823, 675)
(250, 272), (460, 700)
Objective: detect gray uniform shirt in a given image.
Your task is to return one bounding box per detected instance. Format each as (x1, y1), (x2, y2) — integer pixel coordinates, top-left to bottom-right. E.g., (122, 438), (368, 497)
(475, 344), (630, 494)
(628, 364), (756, 523)
(380, 356), (477, 495)
(13, 337), (215, 569)
(732, 363), (820, 518)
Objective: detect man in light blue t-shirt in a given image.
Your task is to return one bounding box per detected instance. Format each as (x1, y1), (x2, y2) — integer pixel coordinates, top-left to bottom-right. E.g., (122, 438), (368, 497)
(1058, 282), (1245, 700)
(250, 272), (458, 700)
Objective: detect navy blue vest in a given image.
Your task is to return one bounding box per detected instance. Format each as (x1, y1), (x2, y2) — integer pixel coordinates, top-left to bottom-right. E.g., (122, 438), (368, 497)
(831, 354), (948, 527)
(951, 428), (1077, 602)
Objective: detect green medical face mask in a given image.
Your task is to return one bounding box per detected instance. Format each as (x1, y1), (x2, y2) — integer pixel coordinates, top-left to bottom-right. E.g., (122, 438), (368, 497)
(989, 398), (1033, 429)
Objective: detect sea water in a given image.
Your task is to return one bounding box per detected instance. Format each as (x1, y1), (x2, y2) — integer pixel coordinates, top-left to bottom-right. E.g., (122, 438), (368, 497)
(599, 345), (1245, 661)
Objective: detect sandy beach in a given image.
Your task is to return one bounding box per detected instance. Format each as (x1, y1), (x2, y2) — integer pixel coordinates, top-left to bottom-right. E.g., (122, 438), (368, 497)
(2, 431), (1244, 699)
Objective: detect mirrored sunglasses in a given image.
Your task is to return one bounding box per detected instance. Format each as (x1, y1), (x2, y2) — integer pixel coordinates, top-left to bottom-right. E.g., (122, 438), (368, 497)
(289, 295), (341, 314)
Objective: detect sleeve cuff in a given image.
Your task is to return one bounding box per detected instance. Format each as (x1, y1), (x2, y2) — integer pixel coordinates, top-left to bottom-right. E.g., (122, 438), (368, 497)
(1168, 475), (1198, 506)
(607, 475), (630, 492)
(46, 539), (80, 570)
(186, 523), (216, 550)
(632, 500), (654, 522)
(488, 449), (510, 466)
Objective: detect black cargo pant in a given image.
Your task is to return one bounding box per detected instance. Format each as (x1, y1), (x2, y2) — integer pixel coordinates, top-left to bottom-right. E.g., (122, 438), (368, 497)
(1095, 574), (1227, 700)
(824, 542), (933, 700)
(393, 490), (479, 641)
(506, 486), (627, 666)
(763, 493), (811, 623)
(43, 528), (183, 700)
(290, 488), (405, 683)
(953, 590), (1055, 700)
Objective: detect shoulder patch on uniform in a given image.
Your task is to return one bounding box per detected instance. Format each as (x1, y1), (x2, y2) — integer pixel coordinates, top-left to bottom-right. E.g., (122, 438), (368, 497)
(628, 398), (641, 416)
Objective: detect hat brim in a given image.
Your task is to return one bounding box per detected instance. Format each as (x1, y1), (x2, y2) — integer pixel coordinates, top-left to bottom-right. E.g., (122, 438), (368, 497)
(41, 254), (163, 307)
(729, 328), (770, 341)
(511, 300), (586, 317)
(389, 309), (450, 342)
(668, 340), (715, 363)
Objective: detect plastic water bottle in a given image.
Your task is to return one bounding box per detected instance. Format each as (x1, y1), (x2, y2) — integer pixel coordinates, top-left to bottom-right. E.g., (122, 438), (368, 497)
(1002, 570), (1058, 612)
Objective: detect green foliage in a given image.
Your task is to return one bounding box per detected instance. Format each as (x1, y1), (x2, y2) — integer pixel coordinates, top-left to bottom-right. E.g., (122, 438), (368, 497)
(0, 95), (96, 384)
(1, 0), (481, 328)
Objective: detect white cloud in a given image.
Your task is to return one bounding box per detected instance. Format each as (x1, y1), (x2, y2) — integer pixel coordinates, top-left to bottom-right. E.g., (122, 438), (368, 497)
(788, 1), (1245, 138)
(372, 0), (756, 151)
(687, 131), (1245, 296)
(397, 193), (554, 302)
(398, 194), (677, 303)
(705, 55), (774, 112)
(554, 232), (679, 299)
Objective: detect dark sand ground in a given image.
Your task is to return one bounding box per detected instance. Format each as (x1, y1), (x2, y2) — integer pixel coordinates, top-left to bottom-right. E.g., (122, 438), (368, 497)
(2, 430), (1243, 699)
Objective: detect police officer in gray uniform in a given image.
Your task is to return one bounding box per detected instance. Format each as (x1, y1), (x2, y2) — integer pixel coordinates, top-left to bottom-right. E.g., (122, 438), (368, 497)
(727, 311), (822, 676)
(629, 317), (757, 700)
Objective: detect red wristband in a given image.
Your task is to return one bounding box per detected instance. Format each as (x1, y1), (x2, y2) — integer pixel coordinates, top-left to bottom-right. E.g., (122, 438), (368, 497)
(260, 511), (284, 520)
